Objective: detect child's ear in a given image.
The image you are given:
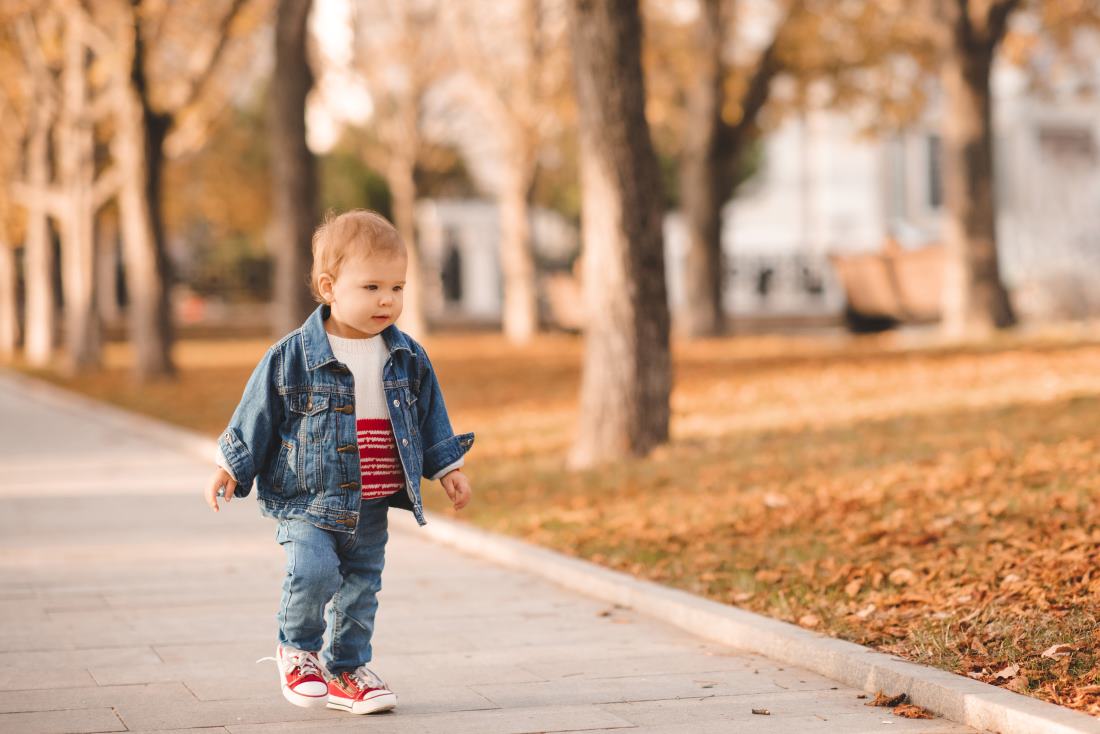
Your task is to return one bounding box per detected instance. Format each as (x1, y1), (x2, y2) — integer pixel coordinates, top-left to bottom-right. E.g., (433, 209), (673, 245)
(317, 273), (334, 302)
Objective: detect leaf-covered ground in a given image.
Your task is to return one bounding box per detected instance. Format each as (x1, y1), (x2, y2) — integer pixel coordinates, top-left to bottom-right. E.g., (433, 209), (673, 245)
(18, 327), (1100, 714)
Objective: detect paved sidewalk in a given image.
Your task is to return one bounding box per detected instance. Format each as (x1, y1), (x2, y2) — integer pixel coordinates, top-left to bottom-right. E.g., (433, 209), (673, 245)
(0, 373), (979, 733)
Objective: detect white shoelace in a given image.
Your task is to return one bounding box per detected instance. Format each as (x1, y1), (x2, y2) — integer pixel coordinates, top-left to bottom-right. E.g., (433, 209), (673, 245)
(350, 664), (386, 690)
(257, 647), (324, 679)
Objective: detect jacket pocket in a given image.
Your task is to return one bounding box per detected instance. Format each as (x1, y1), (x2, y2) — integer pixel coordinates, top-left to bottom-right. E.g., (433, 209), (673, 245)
(287, 391), (330, 494)
(271, 439), (296, 496)
(288, 392), (330, 416)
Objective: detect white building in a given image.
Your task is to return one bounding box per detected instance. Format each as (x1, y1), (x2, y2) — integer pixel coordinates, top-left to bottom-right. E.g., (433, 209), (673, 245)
(664, 69), (1100, 322)
(414, 199), (579, 325)
(415, 73), (1100, 326)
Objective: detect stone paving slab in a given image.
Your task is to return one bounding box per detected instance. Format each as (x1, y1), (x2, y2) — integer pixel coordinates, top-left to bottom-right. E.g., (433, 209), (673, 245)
(0, 372), (978, 733)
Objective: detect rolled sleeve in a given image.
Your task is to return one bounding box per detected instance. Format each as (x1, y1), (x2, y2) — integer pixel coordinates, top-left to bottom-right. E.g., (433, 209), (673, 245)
(216, 347), (283, 497)
(424, 434), (474, 480)
(217, 429), (253, 492)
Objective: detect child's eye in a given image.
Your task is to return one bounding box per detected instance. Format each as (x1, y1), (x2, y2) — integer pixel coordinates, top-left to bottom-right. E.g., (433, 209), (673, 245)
(364, 285), (378, 291)
(393, 286), (403, 292)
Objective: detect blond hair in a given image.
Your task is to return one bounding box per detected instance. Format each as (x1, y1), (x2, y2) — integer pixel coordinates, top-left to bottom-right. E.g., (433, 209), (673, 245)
(310, 209), (406, 303)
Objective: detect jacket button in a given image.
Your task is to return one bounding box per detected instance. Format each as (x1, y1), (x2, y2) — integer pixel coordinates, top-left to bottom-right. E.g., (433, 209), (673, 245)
(401, 438), (408, 446)
(393, 399), (399, 407)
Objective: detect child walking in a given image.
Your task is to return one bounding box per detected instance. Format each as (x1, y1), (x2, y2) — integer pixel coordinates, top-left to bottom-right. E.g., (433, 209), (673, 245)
(203, 210), (474, 715)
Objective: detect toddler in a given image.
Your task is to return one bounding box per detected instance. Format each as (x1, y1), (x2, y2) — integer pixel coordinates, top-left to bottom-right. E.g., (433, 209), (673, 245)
(204, 210), (474, 715)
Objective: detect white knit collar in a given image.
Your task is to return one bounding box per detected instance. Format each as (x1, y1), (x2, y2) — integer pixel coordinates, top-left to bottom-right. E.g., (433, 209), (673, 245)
(326, 330), (385, 355)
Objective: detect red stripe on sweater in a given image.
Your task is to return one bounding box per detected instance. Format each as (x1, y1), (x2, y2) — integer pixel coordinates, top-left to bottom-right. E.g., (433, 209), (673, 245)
(357, 418), (404, 500)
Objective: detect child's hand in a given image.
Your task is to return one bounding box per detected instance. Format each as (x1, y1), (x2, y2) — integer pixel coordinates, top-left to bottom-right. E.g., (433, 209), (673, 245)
(440, 469), (472, 511)
(205, 467), (238, 513)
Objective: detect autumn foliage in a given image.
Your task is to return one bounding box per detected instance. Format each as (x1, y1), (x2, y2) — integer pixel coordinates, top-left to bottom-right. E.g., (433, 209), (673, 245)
(22, 329), (1100, 715)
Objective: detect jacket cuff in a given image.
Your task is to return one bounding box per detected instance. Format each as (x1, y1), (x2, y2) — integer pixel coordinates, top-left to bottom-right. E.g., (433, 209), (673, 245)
(214, 445), (238, 482)
(217, 428), (255, 495)
(422, 432), (474, 479)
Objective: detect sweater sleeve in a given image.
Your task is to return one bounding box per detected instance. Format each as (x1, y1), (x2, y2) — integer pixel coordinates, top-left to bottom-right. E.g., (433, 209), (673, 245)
(428, 456), (464, 481)
(214, 444), (238, 482)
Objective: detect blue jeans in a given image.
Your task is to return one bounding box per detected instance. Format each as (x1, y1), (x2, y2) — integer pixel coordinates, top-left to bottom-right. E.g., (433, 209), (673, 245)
(274, 497), (389, 674)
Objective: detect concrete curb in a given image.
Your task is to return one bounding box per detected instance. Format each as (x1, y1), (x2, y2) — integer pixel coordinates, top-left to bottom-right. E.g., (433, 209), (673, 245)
(5, 366), (1097, 734)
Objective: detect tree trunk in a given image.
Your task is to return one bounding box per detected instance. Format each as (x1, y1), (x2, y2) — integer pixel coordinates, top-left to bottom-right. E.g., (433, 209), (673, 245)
(387, 159), (429, 339)
(0, 244), (17, 359)
(270, 0), (319, 336)
(940, 18), (1016, 336)
(567, 0), (671, 468)
(96, 210), (122, 327)
(142, 112), (175, 371)
(114, 6), (175, 378)
(23, 110), (56, 367)
(58, 11), (101, 372)
(678, 0), (725, 337)
(498, 145), (540, 343)
(115, 13), (173, 379)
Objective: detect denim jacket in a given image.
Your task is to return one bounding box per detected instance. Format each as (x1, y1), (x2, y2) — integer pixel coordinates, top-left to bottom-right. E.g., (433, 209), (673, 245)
(217, 303), (474, 533)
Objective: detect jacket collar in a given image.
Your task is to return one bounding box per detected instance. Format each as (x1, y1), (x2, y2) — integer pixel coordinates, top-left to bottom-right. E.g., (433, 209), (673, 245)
(301, 303), (414, 371)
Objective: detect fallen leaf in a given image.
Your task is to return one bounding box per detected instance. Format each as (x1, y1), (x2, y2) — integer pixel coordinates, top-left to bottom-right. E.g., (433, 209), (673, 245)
(993, 664), (1020, 681)
(1041, 644), (1075, 660)
(855, 603), (876, 619)
(845, 579), (863, 597)
(799, 613), (820, 628)
(866, 690), (908, 707)
(889, 568), (916, 586)
(893, 703), (934, 719)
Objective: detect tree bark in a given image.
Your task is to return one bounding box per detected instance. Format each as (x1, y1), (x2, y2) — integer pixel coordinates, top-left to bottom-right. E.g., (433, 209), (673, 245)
(678, 0), (725, 337)
(939, 0), (1017, 335)
(96, 210), (121, 327)
(117, 10), (173, 379)
(0, 244), (17, 359)
(269, 0), (319, 336)
(387, 158), (429, 339)
(567, 0), (671, 468)
(22, 117), (57, 367)
(58, 9), (101, 372)
(498, 142), (539, 343)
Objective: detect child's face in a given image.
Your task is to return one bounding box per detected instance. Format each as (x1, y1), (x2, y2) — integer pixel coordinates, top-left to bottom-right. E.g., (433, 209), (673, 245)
(320, 252), (407, 338)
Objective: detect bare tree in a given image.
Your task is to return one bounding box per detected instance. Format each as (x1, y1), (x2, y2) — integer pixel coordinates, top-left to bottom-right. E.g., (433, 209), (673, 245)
(55, 4), (119, 371)
(349, 0), (450, 338)
(676, 0), (794, 337)
(446, 0), (568, 343)
(269, 0), (318, 335)
(12, 12), (59, 367)
(567, 0), (671, 467)
(116, 0), (253, 378)
(0, 20), (16, 358)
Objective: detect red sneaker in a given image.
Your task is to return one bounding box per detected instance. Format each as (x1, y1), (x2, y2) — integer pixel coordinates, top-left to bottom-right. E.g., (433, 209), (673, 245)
(257, 645), (328, 708)
(327, 664), (397, 715)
